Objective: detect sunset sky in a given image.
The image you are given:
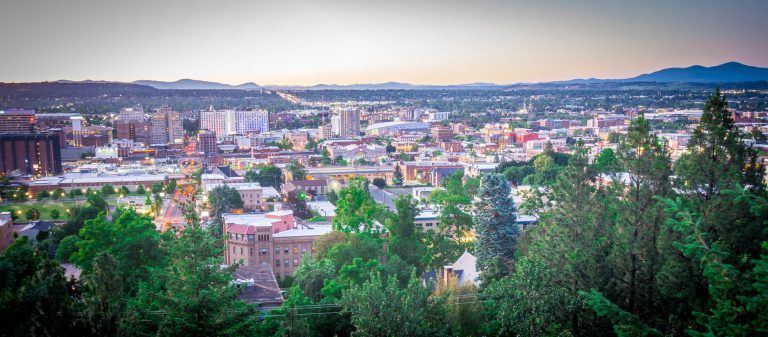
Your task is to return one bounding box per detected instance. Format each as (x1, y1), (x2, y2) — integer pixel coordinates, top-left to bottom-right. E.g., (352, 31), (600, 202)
(2, 0), (767, 85)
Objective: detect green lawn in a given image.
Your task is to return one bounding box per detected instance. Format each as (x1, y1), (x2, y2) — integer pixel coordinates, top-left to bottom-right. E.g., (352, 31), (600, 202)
(0, 201), (78, 221)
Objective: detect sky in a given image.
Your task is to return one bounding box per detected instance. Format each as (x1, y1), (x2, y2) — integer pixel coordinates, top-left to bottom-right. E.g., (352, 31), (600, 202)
(1, 0), (767, 85)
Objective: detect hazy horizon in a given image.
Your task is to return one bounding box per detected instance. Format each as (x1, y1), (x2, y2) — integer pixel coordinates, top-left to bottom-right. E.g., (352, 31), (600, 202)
(2, 0), (767, 85)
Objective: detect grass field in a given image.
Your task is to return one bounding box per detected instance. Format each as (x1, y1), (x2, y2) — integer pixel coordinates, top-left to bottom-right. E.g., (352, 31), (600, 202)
(0, 201), (78, 221)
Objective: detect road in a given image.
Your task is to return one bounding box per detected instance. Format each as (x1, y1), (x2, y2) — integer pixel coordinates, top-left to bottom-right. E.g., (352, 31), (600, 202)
(155, 187), (195, 232)
(368, 186), (396, 210)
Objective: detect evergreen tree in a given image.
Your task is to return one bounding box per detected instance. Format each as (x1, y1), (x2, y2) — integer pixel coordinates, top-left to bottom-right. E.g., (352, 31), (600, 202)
(473, 173), (518, 275)
(392, 165), (404, 187)
(675, 88), (766, 260)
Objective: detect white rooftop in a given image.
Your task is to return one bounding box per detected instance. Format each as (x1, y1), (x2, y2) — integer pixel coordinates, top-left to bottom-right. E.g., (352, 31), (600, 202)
(307, 201), (336, 217)
(273, 224), (333, 238)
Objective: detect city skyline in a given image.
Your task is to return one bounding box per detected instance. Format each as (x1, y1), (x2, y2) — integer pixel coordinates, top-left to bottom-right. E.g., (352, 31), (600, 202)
(2, 0), (767, 85)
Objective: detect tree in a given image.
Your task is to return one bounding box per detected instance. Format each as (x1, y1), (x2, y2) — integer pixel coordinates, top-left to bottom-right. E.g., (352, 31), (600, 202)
(473, 173), (518, 276)
(675, 88), (765, 260)
(71, 209), (165, 275)
(245, 165), (283, 190)
(371, 177), (387, 189)
(87, 193), (108, 212)
(332, 179), (383, 233)
(136, 185), (146, 195)
(593, 147), (620, 173)
(340, 272), (447, 337)
(327, 189), (339, 205)
(387, 196), (426, 271)
(119, 186), (130, 196)
(658, 192), (768, 337)
(151, 182), (163, 194)
(50, 209), (61, 219)
(25, 207), (40, 221)
(305, 137), (318, 151)
(294, 258), (336, 302)
(392, 165), (404, 187)
(286, 190), (313, 220)
(51, 187), (65, 200)
(101, 184), (115, 196)
(207, 185), (244, 219)
(54, 235), (80, 261)
(165, 179), (177, 194)
(36, 190), (50, 201)
(287, 160), (308, 180)
(0, 237), (78, 336)
(69, 188), (83, 199)
(124, 212), (258, 336)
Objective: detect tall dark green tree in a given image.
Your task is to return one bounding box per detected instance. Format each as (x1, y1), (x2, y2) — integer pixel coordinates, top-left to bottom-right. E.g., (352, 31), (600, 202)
(675, 88), (766, 260)
(473, 173), (518, 276)
(392, 165), (404, 187)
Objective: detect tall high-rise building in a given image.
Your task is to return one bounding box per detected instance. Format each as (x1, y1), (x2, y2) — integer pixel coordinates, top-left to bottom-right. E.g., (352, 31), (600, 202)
(117, 105), (145, 123)
(0, 110), (36, 133)
(234, 109), (269, 134)
(200, 109), (269, 138)
(200, 109), (227, 137)
(0, 133), (62, 176)
(331, 108), (360, 139)
(149, 106), (183, 145)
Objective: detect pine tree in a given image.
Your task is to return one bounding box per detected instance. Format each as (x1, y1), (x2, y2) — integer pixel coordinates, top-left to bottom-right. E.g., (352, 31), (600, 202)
(675, 88), (766, 260)
(392, 165), (404, 187)
(473, 173), (518, 274)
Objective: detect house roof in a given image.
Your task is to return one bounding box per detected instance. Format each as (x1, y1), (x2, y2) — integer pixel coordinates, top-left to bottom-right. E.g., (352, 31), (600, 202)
(233, 265), (284, 305)
(215, 165), (240, 178)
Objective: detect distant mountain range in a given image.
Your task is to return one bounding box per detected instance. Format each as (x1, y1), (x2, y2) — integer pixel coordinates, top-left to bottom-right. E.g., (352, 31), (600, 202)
(30, 62), (768, 90)
(555, 62), (768, 85)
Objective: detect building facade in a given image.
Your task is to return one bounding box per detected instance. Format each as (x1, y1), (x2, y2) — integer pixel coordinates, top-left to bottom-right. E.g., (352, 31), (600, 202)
(0, 110), (36, 133)
(0, 133), (62, 176)
(197, 130), (217, 154)
(331, 108), (360, 138)
(149, 106), (183, 145)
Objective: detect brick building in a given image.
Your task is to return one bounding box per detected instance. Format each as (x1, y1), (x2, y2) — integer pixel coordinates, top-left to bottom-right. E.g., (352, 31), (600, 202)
(0, 133), (62, 176)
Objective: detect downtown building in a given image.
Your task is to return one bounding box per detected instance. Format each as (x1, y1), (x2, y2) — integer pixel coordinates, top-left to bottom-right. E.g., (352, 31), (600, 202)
(200, 109), (269, 139)
(150, 106), (184, 145)
(0, 110), (36, 133)
(330, 107), (360, 139)
(222, 210), (333, 280)
(0, 133), (62, 176)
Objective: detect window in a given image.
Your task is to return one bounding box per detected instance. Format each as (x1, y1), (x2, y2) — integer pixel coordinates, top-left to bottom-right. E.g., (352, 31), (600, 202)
(293, 258), (299, 266)
(260, 248), (268, 255)
(293, 246), (299, 254)
(284, 246), (289, 253)
(284, 259), (289, 267)
(232, 246), (236, 253)
(275, 247), (280, 255)
(301, 245), (307, 253)
(249, 248), (253, 255)
(426, 223), (433, 227)
(275, 260), (280, 267)
(240, 247), (243, 255)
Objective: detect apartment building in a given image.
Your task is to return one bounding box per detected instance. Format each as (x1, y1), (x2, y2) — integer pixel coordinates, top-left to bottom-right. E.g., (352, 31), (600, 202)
(223, 211), (333, 279)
